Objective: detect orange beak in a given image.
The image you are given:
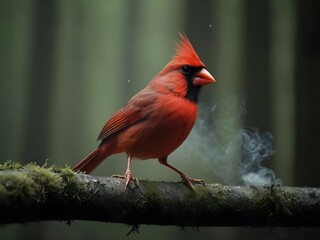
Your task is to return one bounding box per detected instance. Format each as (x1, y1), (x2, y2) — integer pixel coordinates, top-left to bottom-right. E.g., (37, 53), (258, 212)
(193, 68), (215, 87)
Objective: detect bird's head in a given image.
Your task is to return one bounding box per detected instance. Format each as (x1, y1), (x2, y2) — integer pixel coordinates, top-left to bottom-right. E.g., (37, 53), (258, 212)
(152, 33), (215, 103)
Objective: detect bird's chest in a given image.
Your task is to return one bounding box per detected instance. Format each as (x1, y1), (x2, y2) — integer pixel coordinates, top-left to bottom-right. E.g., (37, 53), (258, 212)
(156, 99), (197, 135)
(123, 97), (198, 159)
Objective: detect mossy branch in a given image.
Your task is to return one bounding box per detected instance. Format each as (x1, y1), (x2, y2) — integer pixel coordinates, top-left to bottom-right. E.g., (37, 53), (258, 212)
(0, 161), (320, 227)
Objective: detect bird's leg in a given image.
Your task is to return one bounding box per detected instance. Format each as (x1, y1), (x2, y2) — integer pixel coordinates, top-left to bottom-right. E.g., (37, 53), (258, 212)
(124, 154), (139, 189)
(112, 154), (139, 190)
(158, 157), (205, 190)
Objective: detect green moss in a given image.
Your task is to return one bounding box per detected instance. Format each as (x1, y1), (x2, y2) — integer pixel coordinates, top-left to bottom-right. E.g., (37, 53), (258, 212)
(270, 188), (294, 217)
(194, 186), (214, 198)
(0, 160), (22, 171)
(0, 161), (88, 206)
(139, 181), (174, 215)
(0, 171), (37, 202)
(51, 165), (77, 184)
(24, 163), (61, 189)
(0, 184), (5, 194)
(252, 186), (295, 218)
(140, 181), (222, 224)
(57, 168), (88, 203)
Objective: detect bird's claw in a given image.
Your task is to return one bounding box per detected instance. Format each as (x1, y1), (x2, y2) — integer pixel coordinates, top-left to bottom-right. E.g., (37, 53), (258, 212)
(112, 172), (139, 191)
(181, 174), (205, 190)
(125, 172), (139, 190)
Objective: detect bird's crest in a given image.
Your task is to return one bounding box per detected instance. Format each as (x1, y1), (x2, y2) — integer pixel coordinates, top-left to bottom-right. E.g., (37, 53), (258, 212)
(173, 33), (205, 67)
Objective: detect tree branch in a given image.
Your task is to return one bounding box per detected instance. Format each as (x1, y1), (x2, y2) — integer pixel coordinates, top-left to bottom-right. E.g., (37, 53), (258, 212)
(0, 162), (319, 227)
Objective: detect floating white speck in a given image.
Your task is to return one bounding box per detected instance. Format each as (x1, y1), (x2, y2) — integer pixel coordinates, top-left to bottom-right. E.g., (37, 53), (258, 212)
(128, 79), (131, 83)
(209, 24), (212, 28)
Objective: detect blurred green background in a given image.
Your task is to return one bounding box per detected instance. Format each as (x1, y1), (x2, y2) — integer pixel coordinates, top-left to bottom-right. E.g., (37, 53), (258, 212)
(1, 0), (320, 239)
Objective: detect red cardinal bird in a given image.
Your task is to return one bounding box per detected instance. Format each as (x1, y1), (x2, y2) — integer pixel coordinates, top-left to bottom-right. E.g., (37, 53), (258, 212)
(73, 34), (215, 190)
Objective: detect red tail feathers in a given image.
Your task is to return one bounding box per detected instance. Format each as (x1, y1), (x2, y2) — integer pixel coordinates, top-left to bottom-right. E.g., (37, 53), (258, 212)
(73, 147), (105, 173)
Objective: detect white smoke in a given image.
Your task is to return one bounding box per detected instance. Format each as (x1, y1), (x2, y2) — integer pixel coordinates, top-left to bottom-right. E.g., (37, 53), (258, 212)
(175, 95), (281, 186)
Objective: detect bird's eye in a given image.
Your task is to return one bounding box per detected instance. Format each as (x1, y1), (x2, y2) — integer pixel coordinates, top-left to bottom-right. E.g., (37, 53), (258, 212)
(181, 65), (192, 74)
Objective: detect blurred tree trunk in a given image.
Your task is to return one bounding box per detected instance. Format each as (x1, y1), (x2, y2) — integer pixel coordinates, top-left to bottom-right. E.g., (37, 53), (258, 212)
(0, 1), (33, 162)
(22, 0), (58, 164)
(21, 1), (58, 240)
(50, 0), (87, 163)
(270, 0), (296, 185)
(244, 0), (271, 131)
(295, 1), (320, 186)
(185, 0), (214, 67)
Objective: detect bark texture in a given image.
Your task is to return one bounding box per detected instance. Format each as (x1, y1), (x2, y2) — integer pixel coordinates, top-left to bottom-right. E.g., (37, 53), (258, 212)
(0, 163), (319, 227)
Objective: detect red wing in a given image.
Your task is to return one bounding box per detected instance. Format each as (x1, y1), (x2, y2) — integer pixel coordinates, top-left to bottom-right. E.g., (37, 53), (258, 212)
(97, 90), (157, 141)
(97, 108), (144, 140)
